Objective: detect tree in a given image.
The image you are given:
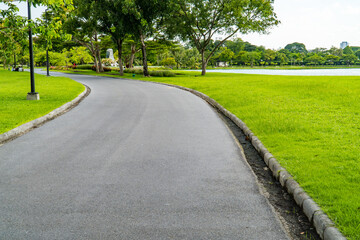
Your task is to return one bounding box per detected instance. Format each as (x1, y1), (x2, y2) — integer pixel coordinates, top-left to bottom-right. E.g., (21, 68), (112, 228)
(242, 51), (260, 67)
(263, 49), (276, 66)
(325, 54), (340, 65)
(167, 0), (279, 75)
(275, 52), (289, 66)
(218, 47), (235, 63)
(123, 0), (171, 76)
(354, 50), (360, 60)
(343, 46), (354, 55)
(63, 0), (104, 72)
(171, 45), (186, 69)
(160, 57), (176, 68)
(284, 42), (307, 53)
(69, 46), (93, 64)
(304, 54), (324, 66)
(0, 4), (27, 68)
(328, 47), (343, 57)
(95, 0), (131, 75)
(341, 54), (357, 66)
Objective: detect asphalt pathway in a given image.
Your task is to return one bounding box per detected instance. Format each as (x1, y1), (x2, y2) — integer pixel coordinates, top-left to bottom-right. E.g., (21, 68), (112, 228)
(0, 71), (289, 239)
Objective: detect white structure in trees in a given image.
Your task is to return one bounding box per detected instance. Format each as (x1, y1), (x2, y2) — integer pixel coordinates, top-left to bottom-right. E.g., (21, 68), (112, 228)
(340, 41), (349, 49)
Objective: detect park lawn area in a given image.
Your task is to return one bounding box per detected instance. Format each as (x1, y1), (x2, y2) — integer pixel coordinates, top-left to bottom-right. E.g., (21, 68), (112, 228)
(57, 68), (359, 239)
(0, 69), (84, 134)
(136, 71), (360, 239)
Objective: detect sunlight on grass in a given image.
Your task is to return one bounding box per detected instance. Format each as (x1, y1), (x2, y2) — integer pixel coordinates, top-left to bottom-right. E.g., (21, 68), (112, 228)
(55, 68), (360, 239)
(138, 71), (360, 239)
(0, 69), (84, 134)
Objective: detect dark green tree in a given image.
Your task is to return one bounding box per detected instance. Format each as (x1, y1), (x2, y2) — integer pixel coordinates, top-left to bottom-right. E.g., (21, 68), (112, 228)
(284, 42), (307, 53)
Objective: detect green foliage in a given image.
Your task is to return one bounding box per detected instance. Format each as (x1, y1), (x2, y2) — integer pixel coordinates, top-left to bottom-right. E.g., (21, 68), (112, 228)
(284, 42), (307, 53)
(218, 47), (235, 62)
(91, 65), (112, 72)
(241, 51), (260, 67)
(343, 46), (354, 55)
(75, 64), (93, 70)
(160, 57), (176, 68)
(68, 46), (93, 64)
(165, 0), (279, 74)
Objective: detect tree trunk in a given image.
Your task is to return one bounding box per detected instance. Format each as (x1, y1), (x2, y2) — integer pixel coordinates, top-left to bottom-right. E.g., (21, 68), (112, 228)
(140, 33), (149, 77)
(93, 54), (99, 73)
(129, 43), (136, 69)
(95, 34), (104, 72)
(201, 50), (207, 75)
(117, 38), (124, 76)
(97, 49), (104, 72)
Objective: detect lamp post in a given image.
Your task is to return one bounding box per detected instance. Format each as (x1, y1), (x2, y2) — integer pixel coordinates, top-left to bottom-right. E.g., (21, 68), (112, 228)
(27, 0), (40, 100)
(45, 8), (50, 77)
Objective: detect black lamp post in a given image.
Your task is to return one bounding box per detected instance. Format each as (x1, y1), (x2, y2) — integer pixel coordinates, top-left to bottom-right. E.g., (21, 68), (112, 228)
(45, 8), (50, 77)
(27, 0), (40, 100)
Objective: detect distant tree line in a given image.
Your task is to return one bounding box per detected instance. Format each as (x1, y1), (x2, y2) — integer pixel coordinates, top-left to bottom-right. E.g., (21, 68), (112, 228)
(1, 0), (278, 75)
(2, 0), (360, 77)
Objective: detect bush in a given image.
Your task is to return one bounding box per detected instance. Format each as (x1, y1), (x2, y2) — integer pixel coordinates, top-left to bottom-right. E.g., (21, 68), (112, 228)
(76, 64), (93, 70)
(150, 71), (164, 77)
(123, 68), (175, 77)
(91, 65), (112, 72)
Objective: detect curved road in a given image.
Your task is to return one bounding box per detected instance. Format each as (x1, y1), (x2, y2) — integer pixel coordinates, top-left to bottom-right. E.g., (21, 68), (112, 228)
(0, 72), (289, 239)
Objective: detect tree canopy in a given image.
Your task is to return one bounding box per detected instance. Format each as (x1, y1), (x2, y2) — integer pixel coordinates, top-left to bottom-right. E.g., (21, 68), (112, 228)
(166, 0), (279, 74)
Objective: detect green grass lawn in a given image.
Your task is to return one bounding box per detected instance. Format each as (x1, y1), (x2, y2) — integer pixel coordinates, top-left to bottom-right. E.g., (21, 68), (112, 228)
(56, 68), (360, 239)
(147, 72), (360, 239)
(0, 69), (84, 134)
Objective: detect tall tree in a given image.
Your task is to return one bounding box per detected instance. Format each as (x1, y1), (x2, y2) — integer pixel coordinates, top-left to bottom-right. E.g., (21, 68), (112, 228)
(95, 0), (130, 75)
(124, 0), (171, 76)
(166, 0), (279, 75)
(0, 3), (27, 68)
(63, 0), (104, 72)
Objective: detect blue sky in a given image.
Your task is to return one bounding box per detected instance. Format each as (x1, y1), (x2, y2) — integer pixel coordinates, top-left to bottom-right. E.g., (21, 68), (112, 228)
(2, 0), (360, 50)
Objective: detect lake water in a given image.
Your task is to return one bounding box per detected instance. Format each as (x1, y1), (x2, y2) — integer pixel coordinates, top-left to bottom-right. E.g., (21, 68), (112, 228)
(204, 68), (360, 76)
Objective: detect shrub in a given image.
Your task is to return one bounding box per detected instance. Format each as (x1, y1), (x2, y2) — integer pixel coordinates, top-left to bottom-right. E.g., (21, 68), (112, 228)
(91, 65), (112, 72)
(150, 71), (164, 77)
(76, 64), (93, 70)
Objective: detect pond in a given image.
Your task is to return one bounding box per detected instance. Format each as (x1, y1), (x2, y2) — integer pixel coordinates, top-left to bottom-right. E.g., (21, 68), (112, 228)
(204, 68), (360, 76)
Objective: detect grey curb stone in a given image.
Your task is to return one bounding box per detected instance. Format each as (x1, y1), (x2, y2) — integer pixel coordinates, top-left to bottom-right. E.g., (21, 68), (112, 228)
(269, 159), (284, 180)
(0, 85), (89, 144)
(314, 212), (335, 239)
(143, 80), (347, 240)
(293, 188), (311, 207)
(279, 170), (292, 187)
(303, 199), (321, 222)
(324, 227), (347, 240)
(285, 178), (301, 195)
(264, 152), (274, 166)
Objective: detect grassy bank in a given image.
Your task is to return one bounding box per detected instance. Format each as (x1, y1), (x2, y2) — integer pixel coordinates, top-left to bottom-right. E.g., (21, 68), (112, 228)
(57, 68), (359, 239)
(0, 69), (84, 134)
(146, 72), (360, 239)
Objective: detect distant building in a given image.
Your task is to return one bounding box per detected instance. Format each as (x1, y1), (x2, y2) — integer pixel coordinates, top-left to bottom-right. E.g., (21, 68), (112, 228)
(216, 61), (229, 67)
(340, 41), (349, 49)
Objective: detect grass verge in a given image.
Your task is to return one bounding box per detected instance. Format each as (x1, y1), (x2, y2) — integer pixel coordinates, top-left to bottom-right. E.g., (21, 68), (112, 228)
(0, 69), (85, 134)
(60, 68), (359, 239)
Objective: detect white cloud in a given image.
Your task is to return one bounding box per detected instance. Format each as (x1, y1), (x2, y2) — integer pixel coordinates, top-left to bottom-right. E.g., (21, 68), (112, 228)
(240, 0), (360, 50)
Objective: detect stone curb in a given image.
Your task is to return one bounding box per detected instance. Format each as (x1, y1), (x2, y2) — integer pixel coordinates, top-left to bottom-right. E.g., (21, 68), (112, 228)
(0, 85), (89, 144)
(141, 80), (346, 240)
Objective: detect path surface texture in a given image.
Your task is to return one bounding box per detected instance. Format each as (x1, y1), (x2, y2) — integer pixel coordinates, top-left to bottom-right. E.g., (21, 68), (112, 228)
(0, 72), (289, 239)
